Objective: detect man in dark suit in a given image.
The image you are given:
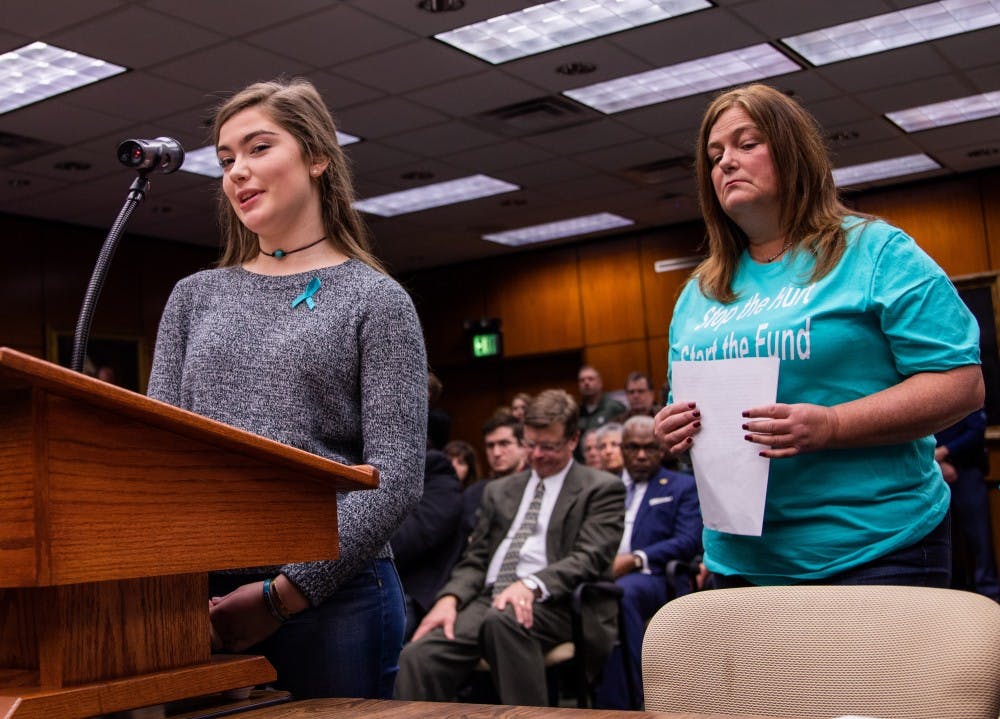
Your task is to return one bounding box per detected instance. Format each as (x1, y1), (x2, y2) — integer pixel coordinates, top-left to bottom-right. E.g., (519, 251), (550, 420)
(595, 415), (702, 710)
(391, 449), (464, 641)
(395, 389), (625, 706)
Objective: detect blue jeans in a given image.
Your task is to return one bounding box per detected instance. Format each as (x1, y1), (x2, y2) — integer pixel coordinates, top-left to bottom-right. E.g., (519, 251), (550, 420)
(209, 559), (405, 699)
(713, 511), (952, 589)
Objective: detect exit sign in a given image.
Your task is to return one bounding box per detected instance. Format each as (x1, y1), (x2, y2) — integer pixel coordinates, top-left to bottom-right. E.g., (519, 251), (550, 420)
(472, 332), (501, 358)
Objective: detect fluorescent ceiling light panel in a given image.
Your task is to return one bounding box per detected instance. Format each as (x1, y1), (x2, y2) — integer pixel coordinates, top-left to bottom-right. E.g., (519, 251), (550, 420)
(0, 42), (127, 115)
(181, 131), (361, 178)
(885, 90), (1000, 131)
(354, 174), (520, 217)
(832, 153), (940, 186)
(483, 212), (634, 246)
(564, 44), (800, 114)
(782, 0), (1000, 66)
(336, 131), (362, 146)
(436, 0), (711, 64)
(180, 145), (223, 178)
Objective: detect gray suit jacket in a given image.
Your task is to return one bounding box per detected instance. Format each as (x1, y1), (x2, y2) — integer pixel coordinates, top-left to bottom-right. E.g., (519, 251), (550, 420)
(438, 461), (625, 675)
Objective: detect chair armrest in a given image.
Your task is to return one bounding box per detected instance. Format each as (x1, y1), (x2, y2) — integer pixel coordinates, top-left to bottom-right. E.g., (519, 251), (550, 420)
(571, 580), (623, 616)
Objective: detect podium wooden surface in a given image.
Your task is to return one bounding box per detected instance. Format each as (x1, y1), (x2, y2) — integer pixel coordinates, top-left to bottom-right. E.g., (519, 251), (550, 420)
(0, 347), (378, 718)
(236, 698), (796, 719)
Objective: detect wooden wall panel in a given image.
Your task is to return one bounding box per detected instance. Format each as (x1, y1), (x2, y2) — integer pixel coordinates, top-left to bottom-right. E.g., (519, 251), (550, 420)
(500, 351), (580, 403)
(853, 176), (989, 276)
(647, 335), (670, 396)
(485, 248), (583, 357)
(639, 223), (703, 339)
(0, 216), (44, 353)
(585, 340), (650, 396)
(982, 170), (1000, 271)
(578, 238), (645, 345)
(405, 263), (489, 369)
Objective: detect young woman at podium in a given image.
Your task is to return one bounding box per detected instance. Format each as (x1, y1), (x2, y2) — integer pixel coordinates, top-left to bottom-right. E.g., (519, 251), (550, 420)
(148, 78), (427, 699)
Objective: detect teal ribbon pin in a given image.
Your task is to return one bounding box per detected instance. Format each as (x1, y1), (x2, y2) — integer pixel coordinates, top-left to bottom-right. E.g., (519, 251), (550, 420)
(291, 276), (321, 311)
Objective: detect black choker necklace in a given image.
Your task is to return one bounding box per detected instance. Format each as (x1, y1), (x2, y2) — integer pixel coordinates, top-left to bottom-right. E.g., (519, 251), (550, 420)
(260, 236), (327, 259)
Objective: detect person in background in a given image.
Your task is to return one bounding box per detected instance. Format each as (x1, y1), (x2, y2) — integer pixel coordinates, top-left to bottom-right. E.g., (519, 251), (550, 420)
(935, 409), (1000, 601)
(148, 78), (426, 699)
(510, 392), (531, 423)
(623, 371), (657, 418)
(576, 365), (626, 461)
(581, 428), (603, 469)
(456, 410), (530, 545)
(595, 415), (702, 710)
(656, 83), (983, 589)
(427, 372), (452, 451)
(595, 422), (625, 476)
(444, 439), (482, 490)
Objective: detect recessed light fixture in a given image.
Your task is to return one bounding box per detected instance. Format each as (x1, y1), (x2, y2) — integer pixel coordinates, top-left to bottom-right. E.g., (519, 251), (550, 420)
(354, 174), (520, 217)
(832, 153), (940, 186)
(182, 131), (362, 178)
(0, 42), (127, 116)
(418, 0), (465, 11)
(435, 0), (711, 64)
(8, 178), (32, 188)
(564, 44), (800, 114)
(886, 90), (1000, 132)
(483, 212), (633, 246)
(53, 160), (93, 171)
(782, 0), (1000, 66)
(556, 61), (597, 76)
(401, 170), (435, 181)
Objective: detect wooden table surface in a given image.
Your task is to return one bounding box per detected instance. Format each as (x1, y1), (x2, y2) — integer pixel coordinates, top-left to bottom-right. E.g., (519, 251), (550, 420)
(238, 697), (794, 719)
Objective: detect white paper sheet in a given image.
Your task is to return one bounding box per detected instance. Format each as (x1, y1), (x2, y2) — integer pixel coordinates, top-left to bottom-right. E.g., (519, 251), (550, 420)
(671, 357), (780, 536)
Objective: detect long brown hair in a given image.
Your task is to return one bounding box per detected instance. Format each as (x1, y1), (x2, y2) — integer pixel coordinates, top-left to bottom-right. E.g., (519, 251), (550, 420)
(211, 78), (384, 272)
(694, 83), (859, 303)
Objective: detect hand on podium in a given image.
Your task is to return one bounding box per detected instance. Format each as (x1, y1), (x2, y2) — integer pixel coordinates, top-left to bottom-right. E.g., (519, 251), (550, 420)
(210, 581), (283, 652)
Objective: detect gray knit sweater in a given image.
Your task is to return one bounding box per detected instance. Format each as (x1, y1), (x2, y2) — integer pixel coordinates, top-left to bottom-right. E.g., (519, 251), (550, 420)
(148, 259), (427, 605)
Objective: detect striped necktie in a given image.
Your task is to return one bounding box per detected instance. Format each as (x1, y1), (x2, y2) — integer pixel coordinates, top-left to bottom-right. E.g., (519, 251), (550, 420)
(492, 479), (545, 596)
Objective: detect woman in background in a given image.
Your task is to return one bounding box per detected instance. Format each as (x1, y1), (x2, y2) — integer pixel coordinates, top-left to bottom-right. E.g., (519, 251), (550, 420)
(148, 78), (427, 698)
(656, 83), (982, 588)
(444, 439), (482, 490)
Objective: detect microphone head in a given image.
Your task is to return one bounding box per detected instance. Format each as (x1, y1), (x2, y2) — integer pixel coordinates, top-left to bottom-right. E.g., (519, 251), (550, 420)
(117, 137), (185, 174)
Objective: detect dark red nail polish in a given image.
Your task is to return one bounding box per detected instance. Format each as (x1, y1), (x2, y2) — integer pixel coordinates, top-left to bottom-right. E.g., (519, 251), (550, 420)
(687, 402), (696, 408)
(693, 410), (701, 418)
(744, 434), (752, 441)
(693, 421), (701, 428)
(741, 423), (748, 430)
(759, 451), (767, 457)
(741, 411), (749, 417)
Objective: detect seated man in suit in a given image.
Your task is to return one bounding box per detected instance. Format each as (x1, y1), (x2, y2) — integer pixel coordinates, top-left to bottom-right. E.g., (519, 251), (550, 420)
(595, 415), (702, 710)
(394, 389), (625, 706)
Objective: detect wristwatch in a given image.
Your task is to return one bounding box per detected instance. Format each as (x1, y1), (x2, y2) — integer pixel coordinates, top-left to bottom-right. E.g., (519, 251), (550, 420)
(521, 577), (543, 599)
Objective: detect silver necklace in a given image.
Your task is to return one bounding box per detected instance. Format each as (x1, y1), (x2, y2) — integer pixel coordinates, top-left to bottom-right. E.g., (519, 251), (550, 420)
(754, 239), (792, 263)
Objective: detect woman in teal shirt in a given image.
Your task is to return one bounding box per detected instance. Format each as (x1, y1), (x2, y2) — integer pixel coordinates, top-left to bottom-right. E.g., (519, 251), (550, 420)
(655, 83), (984, 587)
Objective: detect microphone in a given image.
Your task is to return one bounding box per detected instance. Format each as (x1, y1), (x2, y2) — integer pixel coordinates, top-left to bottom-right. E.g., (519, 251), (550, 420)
(116, 137), (185, 174)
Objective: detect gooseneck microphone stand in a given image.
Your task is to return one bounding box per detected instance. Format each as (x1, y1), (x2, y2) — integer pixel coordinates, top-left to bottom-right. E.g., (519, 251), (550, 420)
(70, 175), (150, 373)
(70, 136), (183, 374)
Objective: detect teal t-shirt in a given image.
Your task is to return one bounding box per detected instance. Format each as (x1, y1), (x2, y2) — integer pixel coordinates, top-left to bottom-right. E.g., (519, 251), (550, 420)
(668, 217), (980, 584)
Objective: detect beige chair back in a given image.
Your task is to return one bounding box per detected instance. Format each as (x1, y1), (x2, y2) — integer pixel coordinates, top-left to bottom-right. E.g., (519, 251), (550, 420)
(642, 585), (1000, 718)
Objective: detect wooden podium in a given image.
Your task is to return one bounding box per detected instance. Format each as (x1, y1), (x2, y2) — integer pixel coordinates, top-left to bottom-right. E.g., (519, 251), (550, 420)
(0, 348), (378, 718)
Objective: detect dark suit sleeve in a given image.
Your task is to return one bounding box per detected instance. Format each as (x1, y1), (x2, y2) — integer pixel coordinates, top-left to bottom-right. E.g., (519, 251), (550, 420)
(390, 450), (462, 568)
(535, 471), (625, 602)
(640, 479), (702, 571)
(436, 477), (507, 606)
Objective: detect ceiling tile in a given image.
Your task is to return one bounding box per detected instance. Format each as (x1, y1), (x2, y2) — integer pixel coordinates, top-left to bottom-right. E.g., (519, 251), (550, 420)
(246, 4), (414, 67)
(335, 40), (484, 95)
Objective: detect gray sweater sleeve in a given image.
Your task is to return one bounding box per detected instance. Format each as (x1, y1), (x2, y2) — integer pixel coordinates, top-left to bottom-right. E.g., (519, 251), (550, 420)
(148, 262), (427, 606)
(281, 275), (427, 604)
